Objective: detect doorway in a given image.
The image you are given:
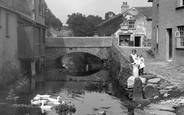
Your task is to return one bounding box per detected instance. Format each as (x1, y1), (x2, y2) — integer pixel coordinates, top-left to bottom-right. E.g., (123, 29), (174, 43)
(167, 28), (172, 60)
(135, 36), (141, 47)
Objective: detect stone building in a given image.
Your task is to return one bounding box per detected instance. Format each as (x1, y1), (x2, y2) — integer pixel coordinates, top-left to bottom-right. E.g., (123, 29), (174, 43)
(0, 0), (46, 76)
(149, 0), (184, 65)
(97, 2), (152, 47)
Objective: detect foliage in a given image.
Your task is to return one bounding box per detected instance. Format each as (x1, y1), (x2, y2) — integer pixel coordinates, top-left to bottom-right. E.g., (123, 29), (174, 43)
(0, 64), (19, 87)
(66, 13), (103, 36)
(45, 3), (63, 31)
(86, 15), (103, 31)
(14, 76), (30, 94)
(105, 11), (115, 20)
(53, 104), (76, 114)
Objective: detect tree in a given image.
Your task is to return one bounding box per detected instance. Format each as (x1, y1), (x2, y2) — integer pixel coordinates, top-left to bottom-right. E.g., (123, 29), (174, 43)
(86, 15), (103, 31)
(66, 13), (95, 36)
(45, 3), (63, 31)
(87, 15), (103, 26)
(105, 11), (115, 20)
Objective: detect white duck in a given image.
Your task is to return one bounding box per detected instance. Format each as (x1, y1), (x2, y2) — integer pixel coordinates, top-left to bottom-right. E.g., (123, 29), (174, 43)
(34, 94), (51, 100)
(40, 100), (53, 113)
(31, 99), (47, 106)
(47, 96), (61, 102)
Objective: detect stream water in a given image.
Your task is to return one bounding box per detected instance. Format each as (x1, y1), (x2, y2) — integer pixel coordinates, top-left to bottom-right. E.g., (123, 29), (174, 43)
(0, 52), (134, 115)
(0, 80), (132, 115)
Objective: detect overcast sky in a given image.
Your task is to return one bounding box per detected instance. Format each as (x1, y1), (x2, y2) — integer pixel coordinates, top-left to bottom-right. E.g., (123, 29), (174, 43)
(45, 0), (152, 25)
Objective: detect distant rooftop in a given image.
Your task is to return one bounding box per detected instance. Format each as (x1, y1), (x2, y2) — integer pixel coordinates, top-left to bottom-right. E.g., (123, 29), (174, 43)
(97, 6), (152, 27)
(134, 7), (152, 19)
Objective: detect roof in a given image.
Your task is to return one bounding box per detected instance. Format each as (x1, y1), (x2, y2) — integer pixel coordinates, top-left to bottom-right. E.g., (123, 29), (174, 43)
(97, 6), (152, 27)
(0, 5), (47, 29)
(134, 7), (152, 19)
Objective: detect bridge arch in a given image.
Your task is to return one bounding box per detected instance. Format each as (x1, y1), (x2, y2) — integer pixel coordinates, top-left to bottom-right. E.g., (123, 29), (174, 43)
(45, 37), (113, 61)
(46, 47), (110, 61)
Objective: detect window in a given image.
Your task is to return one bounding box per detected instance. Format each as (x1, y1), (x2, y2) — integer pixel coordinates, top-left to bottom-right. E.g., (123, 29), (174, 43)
(39, 0), (42, 15)
(5, 13), (9, 38)
(128, 21), (135, 29)
(176, 26), (184, 48)
(42, 3), (45, 17)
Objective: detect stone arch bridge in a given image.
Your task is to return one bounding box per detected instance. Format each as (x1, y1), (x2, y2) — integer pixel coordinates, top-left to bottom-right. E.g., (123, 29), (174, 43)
(46, 37), (113, 61)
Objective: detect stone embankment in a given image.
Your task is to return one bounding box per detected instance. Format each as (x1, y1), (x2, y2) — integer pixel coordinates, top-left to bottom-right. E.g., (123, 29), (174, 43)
(111, 45), (184, 115)
(126, 73), (178, 115)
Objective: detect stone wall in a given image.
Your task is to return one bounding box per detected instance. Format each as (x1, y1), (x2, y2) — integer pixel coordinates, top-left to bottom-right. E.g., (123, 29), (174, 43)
(151, 0), (184, 65)
(109, 43), (132, 87)
(0, 8), (20, 74)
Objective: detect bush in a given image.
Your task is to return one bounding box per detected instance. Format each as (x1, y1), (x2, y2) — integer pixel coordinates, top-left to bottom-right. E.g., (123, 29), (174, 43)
(14, 76), (30, 94)
(0, 66), (19, 87)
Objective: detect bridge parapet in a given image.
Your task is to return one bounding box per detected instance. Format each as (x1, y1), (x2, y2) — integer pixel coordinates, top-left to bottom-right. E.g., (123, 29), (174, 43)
(46, 37), (113, 48)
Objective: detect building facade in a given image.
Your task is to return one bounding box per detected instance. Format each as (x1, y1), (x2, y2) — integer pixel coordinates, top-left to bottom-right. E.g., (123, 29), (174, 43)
(0, 0), (46, 76)
(97, 2), (152, 47)
(150, 0), (184, 65)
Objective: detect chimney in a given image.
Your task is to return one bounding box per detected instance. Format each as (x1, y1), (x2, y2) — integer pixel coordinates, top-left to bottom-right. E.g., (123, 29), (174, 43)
(121, 2), (129, 13)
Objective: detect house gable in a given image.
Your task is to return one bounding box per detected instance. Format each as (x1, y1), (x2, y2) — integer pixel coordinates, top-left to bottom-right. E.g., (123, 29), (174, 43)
(97, 7), (152, 36)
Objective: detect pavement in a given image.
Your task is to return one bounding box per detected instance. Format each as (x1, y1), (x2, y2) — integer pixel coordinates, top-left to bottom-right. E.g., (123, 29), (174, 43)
(118, 46), (184, 92)
(145, 59), (184, 92)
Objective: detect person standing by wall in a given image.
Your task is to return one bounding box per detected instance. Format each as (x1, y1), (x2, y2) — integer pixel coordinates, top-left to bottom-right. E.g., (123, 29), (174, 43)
(129, 49), (139, 77)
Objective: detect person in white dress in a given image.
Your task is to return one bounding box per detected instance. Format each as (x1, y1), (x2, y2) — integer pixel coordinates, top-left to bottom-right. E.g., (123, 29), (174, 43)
(129, 49), (139, 77)
(138, 54), (145, 75)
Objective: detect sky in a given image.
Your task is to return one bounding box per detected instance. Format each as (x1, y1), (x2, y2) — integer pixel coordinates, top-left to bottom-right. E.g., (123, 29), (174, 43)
(45, 0), (152, 25)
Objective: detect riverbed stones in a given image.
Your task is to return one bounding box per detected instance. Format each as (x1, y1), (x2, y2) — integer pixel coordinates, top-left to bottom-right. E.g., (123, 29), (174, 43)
(133, 77), (143, 101)
(140, 74), (157, 79)
(159, 89), (170, 95)
(147, 103), (175, 111)
(144, 85), (159, 99)
(147, 78), (161, 84)
(134, 109), (147, 115)
(127, 76), (146, 88)
(165, 85), (176, 90)
(127, 76), (136, 88)
(144, 109), (176, 115)
(144, 103), (176, 115)
(139, 77), (146, 85)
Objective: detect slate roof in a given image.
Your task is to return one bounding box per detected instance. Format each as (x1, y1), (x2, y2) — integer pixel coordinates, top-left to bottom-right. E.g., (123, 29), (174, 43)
(97, 6), (152, 27)
(134, 7), (152, 19)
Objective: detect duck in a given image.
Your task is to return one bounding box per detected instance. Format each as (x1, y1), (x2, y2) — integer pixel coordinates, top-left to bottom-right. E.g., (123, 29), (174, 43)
(47, 96), (61, 102)
(34, 94), (51, 100)
(31, 99), (48, 106)
(40, 100), (53, 113)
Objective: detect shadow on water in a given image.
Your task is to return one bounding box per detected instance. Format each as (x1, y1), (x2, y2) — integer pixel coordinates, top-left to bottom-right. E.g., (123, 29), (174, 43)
(55, 52), (104, 76)
(0, 79), (136, 115)
(0, 53), (136, 114)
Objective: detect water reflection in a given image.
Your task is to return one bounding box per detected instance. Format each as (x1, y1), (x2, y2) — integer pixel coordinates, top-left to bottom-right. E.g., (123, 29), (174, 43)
(43, 81), (127, 115)
(55, 52), (104, 76)
(0, 79), (137, 115)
